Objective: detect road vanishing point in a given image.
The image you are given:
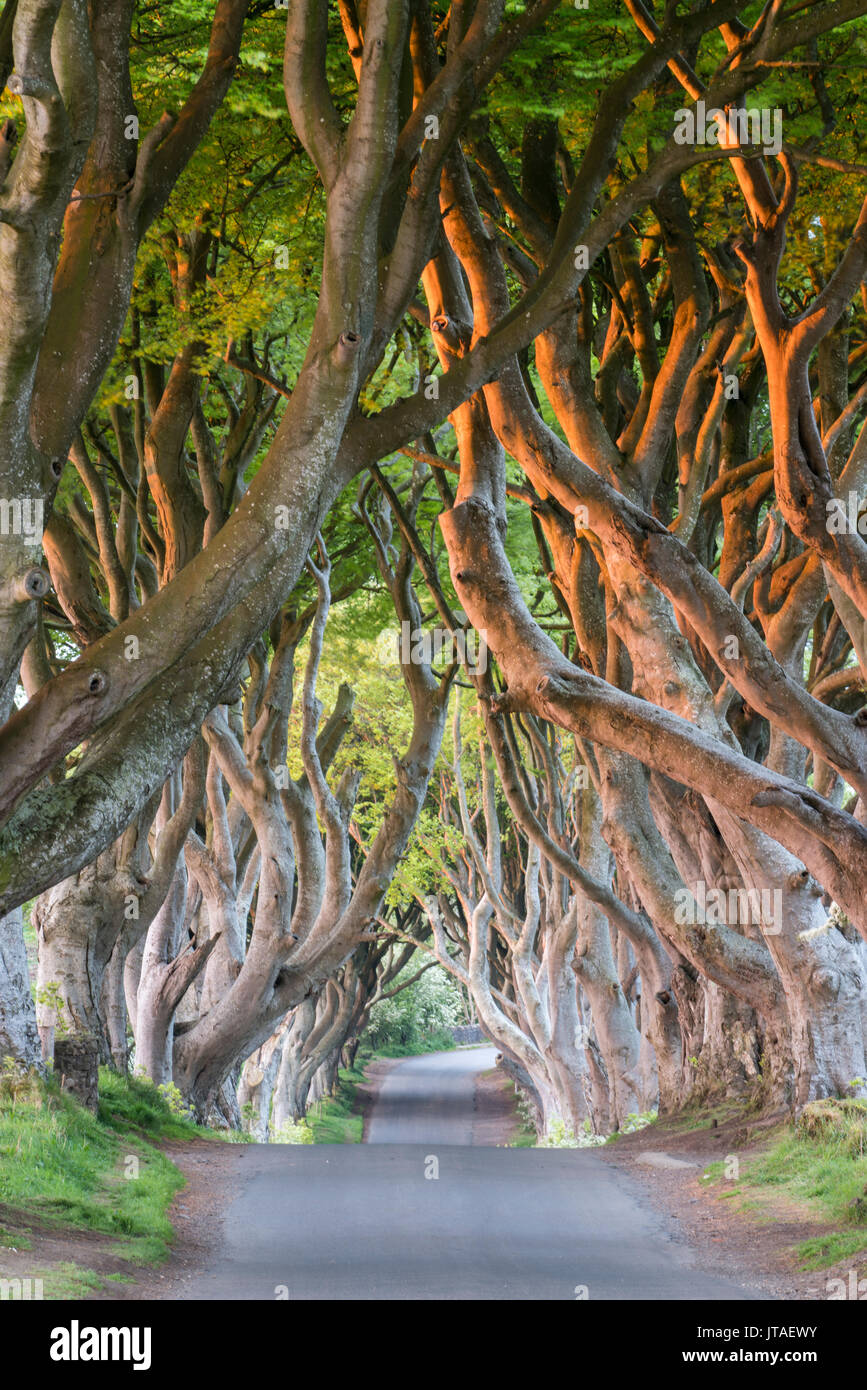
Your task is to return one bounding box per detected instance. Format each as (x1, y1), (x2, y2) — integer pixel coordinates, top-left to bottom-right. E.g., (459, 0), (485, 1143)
(181, 1048), (762, 1301)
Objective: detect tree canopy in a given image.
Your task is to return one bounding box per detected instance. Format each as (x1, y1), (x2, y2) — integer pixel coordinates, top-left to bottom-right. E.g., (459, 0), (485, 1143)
(2, 0), (867, 1135)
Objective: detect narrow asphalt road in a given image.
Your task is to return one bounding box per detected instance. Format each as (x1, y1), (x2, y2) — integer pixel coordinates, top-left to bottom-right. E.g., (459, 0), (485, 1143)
(366, 1045), (498, 1143)
(179, 1049), (764, 1301)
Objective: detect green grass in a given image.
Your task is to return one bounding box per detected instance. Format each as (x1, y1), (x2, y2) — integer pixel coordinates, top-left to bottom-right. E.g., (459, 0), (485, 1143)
(307, 1059), (369, 1144)
(737, 1101), (867, 1221)
(97, 1068), (207, 1140)
(796, 1229), (867, 1269)
(492, 1074), (535, 1147)
(656, 1101), (743, 1134)
(0, 1225), (31, 1249)
(509, 1131), (537, 1147)
(0, 1063), (226, 1263)
(39, 1263), (108, 1299)
(366, 1028), (456, 1059)
(700, 1098), (867, 1271)
(304, 1036), (459, 1144)
(0, 1263), (108, 1299)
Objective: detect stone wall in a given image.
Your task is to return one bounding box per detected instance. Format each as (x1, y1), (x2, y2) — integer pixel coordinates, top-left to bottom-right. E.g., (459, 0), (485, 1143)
(451, 1024), (486, 1045)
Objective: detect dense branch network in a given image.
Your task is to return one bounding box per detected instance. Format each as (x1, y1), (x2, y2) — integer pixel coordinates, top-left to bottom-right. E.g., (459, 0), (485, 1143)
(1, 0), (867, 1135)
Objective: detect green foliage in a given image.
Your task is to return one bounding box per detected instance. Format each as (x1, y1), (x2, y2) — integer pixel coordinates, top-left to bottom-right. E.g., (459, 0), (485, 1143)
(369, 1028), (457, 1060)
(365, 961), (462, 1054)
(155, 1080), (197, 1124)
(536, 1108), (656, 1147)
(270, 1117), (314, 1145)
(613, 1110), (658, 1138)
(505, 1082), (539, 1147)
(486, 3), (638, 131)
(537, 1117), (581, 1148)
(0, 1057), (43, 1106)
(538, 1117), (605, 1149)
(100, 1068), (208, 1140)
(34, 982), (69, 1038)
(307, 1059), (369, 1145)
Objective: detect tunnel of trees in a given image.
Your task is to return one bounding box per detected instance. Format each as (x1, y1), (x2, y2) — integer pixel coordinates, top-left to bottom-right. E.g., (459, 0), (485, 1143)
(1, 0), (867, 1139)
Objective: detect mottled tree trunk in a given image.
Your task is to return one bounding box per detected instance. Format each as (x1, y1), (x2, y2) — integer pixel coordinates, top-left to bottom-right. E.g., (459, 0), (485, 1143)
(574, 789), (642, 1129)
(0, 908), (41, 1068)
(33, 853), (126, 1060)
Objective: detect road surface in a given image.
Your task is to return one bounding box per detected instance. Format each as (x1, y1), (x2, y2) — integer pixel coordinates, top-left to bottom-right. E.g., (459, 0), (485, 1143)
(180, 1047), (763, 1300)
(366, 1045), (498, 1143)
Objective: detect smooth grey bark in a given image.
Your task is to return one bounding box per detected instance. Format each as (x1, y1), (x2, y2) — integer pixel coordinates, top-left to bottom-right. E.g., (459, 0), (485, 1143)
(0, 907), (40, 1067)
(237, 1016), (288, 1140)
(572, 785), (643, 1128)
(33, 849), (130, 1058)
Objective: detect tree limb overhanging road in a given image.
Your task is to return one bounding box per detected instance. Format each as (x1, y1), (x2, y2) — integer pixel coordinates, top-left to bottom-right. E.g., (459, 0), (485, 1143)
(180, 1049), (764, 1301)
(3, 0), (867, 1321)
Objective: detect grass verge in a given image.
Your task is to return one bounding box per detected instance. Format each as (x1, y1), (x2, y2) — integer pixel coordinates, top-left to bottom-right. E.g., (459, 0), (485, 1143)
(500, 1075), (537, 1147)
(701, 1097), (867, 1271)
(0, 1061), (231, 1283)
(305, 1033), (457, 1143)
(363, 1027), (456, 1059)
(306, 1058), (370, 1144)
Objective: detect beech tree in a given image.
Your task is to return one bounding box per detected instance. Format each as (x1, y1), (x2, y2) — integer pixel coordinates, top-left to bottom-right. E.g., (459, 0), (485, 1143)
(238, 933), (429, 1136)
(3, 0), (867, 1138)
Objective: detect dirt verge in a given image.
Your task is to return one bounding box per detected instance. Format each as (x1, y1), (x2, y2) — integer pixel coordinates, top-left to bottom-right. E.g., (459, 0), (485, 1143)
(356, 1057), (396, 1141)
(601, 1108), (867, 1300)
(472, 1062), (525, 1145)
(0, 1138), (248, 1300)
